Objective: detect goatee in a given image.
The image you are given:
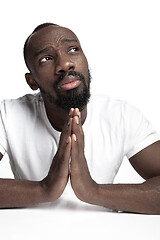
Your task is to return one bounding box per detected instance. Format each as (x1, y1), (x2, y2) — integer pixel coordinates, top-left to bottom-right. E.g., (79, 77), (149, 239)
(40, 70), (91, 111)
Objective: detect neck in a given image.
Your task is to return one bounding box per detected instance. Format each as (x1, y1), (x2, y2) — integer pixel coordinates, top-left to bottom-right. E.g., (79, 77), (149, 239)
(43, 99), (87, 132)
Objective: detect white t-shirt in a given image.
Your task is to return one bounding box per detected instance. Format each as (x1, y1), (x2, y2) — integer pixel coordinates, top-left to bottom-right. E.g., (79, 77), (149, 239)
(0, 93), (159, 183)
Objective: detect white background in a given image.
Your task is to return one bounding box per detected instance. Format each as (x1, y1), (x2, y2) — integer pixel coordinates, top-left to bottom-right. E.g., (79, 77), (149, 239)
(0, 1), (160, 239)
(0, 0), (160, 183)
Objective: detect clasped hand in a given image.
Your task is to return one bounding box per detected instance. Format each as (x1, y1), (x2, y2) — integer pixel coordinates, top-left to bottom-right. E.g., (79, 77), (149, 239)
(42, 108), (98, 204)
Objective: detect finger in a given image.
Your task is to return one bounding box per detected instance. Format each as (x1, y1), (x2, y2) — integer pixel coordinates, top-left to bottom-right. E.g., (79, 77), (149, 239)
(71, 133), (78, 165)
(71, 117), (84, 156)
(70, 133), (85, 174)
(73, 108), (81, 118)
(64, 135), (71, 161)
(61, 112), (72, 137)
(71, 108), (82, 133)
(72, 115), (83, 138)
(58, 115), (72, 150)
(56, 131), (71, 167)
(69, 108), (74, 118)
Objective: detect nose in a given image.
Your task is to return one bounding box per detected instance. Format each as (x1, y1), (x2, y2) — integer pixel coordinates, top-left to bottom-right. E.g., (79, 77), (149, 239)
(55, 55), (75, 74)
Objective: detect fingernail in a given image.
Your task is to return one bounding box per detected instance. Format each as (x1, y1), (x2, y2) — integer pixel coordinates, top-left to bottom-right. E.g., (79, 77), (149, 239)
(69, 108), (74, 117)
(66, 136), (70, 144)
(73, 134), (77, 142)
(75, 108), (80, 117)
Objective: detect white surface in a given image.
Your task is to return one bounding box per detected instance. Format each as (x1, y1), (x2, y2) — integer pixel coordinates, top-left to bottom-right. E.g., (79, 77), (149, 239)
(0, 183), (160, 240)
(0, 193), (160, 240)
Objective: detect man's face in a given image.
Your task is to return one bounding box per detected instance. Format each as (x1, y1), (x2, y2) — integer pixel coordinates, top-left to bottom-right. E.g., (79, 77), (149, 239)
(26, 25), (91, 111)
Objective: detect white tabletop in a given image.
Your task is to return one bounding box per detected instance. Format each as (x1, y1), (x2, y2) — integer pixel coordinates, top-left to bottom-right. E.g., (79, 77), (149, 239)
(0, 182), (159, 240)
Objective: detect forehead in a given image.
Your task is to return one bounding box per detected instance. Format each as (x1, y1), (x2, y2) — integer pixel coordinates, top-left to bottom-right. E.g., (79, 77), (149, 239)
(28, 26), (79, 52)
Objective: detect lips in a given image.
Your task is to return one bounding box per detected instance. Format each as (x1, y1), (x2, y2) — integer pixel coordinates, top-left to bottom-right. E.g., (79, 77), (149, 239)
(58, 75), (81, 91)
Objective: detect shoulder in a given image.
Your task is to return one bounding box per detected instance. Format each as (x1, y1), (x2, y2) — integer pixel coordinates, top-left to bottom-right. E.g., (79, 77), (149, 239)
(87, 94), (147, 129)
(0, 92), (42, 118)
(88, 94), (131, 116)
(1, 92), (41, 106)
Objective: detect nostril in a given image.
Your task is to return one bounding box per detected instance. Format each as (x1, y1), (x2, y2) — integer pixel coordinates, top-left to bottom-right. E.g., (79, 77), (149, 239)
(69, 66), (74, 71)
(58, 69), (65, 74)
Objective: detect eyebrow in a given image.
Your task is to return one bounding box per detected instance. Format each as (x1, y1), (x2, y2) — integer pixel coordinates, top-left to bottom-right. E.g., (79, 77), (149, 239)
(34, 47), (53, 58)
(60, 38), (78, 44)
(34, 39), (79, 58)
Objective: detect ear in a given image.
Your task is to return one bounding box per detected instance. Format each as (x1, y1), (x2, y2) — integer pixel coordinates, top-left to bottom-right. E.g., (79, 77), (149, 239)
(25, 73), (39, 90)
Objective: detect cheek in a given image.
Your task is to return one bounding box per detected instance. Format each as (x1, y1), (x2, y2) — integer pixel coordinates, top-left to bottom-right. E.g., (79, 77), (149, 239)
(33, 66), (55, 85)
(82, 60), (89, 81)
(78, 56), (88, 72)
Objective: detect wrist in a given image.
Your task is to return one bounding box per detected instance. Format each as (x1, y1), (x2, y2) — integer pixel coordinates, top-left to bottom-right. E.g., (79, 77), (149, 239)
(86, 181), (100, 204)
(40, 175), (68, 202)
(39, 177), (58, 202)
(73, 179), (99, 205)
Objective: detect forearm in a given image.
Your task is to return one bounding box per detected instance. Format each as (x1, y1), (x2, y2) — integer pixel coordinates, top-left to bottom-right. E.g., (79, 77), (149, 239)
(0, 178), (51, 208)
(85, 176), (160, 214)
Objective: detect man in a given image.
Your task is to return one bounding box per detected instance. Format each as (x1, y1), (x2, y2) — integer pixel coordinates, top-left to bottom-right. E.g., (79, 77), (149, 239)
(0, 23), (160, 213)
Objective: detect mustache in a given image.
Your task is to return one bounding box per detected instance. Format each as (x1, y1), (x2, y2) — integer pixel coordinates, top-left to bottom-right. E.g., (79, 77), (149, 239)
(55, 71), (85, 85)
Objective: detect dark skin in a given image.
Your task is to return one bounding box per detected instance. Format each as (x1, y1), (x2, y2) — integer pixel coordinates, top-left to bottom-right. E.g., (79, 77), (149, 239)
(25, 25), (88, 131)
(0, 25), (160, 213)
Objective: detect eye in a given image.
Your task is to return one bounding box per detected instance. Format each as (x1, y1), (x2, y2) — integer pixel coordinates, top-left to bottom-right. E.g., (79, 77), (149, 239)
(68, 47), (79, 53)
(40, 56), (53, 63)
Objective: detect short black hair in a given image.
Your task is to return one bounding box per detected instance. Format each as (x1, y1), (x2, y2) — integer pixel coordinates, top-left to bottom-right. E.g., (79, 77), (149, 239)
(23, 23), (58, 70)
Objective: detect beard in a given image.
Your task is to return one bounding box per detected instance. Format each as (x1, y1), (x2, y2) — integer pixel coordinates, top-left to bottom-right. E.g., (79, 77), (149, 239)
(39, 69), (91, 111)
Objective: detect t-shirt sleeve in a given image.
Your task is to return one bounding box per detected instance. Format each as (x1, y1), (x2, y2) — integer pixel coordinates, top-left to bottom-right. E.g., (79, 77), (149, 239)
(123, 102), (160, 159)
(0, 101), (8, 155)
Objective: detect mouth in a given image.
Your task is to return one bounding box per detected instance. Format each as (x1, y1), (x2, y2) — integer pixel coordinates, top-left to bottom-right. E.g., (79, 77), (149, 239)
(57, 74), (81, 91)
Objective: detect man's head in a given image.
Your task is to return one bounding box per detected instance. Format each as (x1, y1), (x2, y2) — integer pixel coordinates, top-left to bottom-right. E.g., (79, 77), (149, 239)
(24, 23), (91, 111)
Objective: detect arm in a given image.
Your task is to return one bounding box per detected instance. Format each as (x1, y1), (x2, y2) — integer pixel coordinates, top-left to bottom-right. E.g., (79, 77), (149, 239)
(0, 115), (72, 208)
(0, 153), (3, 160)
(70, 109), (160, 214)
